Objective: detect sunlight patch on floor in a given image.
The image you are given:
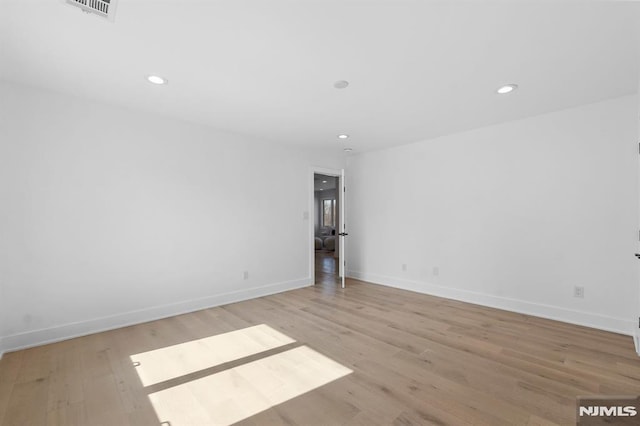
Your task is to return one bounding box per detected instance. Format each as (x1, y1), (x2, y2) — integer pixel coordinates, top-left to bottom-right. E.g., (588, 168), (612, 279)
(130, 324), (295, 386)
(148, 345), (353, 426)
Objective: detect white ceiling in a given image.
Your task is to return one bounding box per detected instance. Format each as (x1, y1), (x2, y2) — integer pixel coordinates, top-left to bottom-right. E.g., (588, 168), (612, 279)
(1, 0), (639, 153)
(314, 174), (337, 191)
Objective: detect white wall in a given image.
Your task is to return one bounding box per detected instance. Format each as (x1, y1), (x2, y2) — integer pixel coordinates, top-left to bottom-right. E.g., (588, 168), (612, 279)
(0, 82), (342, 355)
(347, 95), (639, 335)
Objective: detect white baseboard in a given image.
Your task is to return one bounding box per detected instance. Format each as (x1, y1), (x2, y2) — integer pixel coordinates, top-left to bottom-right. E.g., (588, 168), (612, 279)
(348, 271), (634, 336)
(0, 278), (312, 355)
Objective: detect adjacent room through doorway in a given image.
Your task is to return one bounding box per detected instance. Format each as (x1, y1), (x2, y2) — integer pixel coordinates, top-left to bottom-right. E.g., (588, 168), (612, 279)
(313, 174), (340, 287)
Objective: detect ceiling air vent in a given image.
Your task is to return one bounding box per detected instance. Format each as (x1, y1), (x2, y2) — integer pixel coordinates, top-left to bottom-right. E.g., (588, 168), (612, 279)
(65, 0), (118, 22)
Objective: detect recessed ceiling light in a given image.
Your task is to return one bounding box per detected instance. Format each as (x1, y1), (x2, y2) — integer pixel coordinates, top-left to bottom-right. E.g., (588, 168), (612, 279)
(322, 180), (327, 183)
(334, 80), (349, 89)
(338, 134), (349, 139)
(147, 75), (167, 85)
(320, 188), (324, 191)
(344, 148), (353, 152)
(496, 84), (518, 94)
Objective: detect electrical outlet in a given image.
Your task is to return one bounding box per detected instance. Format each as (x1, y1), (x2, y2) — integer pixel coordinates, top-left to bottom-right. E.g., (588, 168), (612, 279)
(574, 286), (584, 298)
(433, 266), (439, 277)
(243, 271), (249, 280)
(402, 264), (407, 271)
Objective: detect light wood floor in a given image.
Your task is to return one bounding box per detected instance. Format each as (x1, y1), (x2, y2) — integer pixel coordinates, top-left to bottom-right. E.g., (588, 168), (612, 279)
(315, 250), (341, 288)
(1, 258), (639, 425)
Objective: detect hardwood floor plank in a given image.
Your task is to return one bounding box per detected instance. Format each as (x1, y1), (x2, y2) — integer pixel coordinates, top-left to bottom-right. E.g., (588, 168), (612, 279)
(3, 378), (49, 425)
(46, 401), (87, 426)
(46, 340), (84, 414)
(0, 351), (24, 424)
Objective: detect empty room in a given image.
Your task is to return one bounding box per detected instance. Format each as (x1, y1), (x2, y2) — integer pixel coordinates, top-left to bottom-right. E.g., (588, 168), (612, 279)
(2, 0), (640, 425)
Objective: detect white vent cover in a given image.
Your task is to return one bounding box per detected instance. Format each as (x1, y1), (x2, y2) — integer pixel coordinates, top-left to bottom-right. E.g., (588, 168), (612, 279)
(65, 0), (118, 22)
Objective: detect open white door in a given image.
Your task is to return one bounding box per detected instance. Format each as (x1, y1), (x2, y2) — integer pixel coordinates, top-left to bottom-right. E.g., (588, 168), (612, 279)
(338, 169), (346, 288)
(636, 141), (640, 355)
(636, 107), (640, 356)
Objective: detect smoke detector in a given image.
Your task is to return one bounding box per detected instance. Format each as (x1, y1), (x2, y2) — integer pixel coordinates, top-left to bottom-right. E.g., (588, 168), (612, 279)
(64, 0), (118, 22)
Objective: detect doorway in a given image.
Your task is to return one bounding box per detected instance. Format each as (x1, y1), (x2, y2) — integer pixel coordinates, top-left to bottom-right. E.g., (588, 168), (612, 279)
(313, 174), (339, 287)
(310, 168), (346, 289)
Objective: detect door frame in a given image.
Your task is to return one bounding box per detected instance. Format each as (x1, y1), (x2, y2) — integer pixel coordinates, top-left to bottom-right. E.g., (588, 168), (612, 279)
(309, 166), (345, 287)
